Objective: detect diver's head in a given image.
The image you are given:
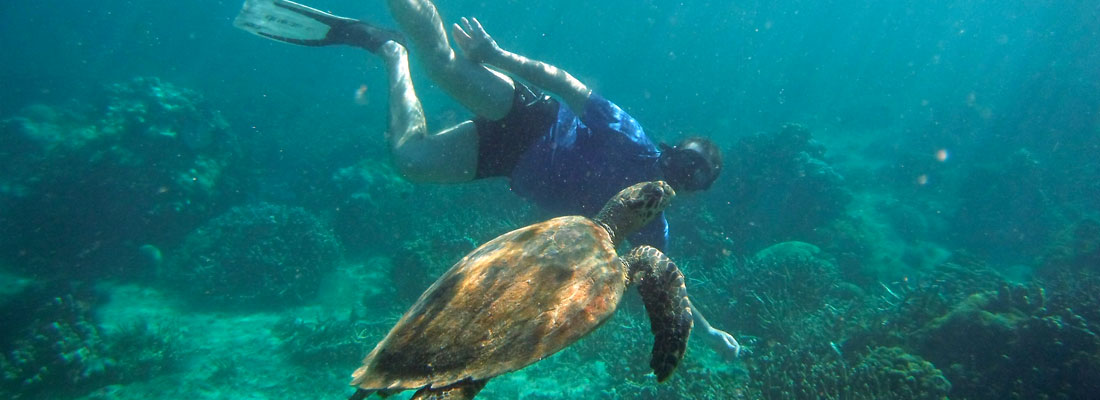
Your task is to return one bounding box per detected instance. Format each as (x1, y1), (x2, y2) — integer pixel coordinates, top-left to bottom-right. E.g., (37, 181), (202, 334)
(659, 136), (723, 192)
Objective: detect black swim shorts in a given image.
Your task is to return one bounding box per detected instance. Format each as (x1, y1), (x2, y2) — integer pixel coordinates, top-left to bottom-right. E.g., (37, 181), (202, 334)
(473, 81), (560, 178)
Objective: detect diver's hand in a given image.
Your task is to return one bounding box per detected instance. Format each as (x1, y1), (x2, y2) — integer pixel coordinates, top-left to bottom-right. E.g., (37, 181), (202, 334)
(704, 327), (742, 360)
(452, 17), (503, 64)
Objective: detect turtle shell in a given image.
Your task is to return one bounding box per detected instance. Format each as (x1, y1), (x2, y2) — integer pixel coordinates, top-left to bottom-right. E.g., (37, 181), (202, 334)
(351, 216), (627, 391)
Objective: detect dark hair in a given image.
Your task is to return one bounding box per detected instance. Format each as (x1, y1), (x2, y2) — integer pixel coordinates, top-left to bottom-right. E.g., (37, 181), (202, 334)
(659, 137), (723, 191)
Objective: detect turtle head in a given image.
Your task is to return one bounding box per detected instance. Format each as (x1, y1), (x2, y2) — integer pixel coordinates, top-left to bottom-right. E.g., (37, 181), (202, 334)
(595, 181), (676, 245)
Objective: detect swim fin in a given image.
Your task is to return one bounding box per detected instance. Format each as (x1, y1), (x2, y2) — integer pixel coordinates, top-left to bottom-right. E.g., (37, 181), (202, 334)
(233, 0), (405, 53)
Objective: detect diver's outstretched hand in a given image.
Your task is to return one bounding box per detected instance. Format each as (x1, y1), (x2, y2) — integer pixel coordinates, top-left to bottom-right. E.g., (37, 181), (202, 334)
(704, 327), (743, 360)
(452, 17), (503, 64)
(686, 298), (743, 361)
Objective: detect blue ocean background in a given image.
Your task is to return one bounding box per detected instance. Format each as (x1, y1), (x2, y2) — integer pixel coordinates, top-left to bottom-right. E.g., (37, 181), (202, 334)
(1, 0), (1099, 399)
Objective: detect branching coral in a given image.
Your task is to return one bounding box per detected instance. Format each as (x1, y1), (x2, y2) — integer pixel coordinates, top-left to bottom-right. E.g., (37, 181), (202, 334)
(0, 284), (179, 399)
(744, 345), (949, 400)
(719, 241), (847, 341)
(272, 315), (379, 368)
(845, 256), (1100, 400)
(846, 347), (950, 399)
(0, 294), (110, 398)
(913, 283), (1100, 398)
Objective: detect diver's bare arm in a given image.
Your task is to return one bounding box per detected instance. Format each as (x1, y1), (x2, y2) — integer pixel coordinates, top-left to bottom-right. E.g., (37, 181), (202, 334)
(452, 17), (591, 115)
(687, 298), (743, 359)
(386, 0), (514, 120)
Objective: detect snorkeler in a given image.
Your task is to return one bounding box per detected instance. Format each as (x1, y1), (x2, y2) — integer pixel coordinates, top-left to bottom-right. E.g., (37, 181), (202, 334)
(235, 0), (723, 252)
(234, 0), (739, 359)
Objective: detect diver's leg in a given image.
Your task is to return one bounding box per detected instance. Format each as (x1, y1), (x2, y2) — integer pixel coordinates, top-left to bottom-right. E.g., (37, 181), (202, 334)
(386, 0), (514, 120)
(381, 41), (478, 183)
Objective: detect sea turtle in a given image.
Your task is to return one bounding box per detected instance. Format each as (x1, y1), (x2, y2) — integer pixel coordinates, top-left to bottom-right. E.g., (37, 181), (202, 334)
(349, 181), (693, 400)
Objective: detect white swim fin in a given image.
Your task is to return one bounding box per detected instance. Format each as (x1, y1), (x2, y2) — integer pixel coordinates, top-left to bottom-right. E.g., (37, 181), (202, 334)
(233, 0), (404, 52)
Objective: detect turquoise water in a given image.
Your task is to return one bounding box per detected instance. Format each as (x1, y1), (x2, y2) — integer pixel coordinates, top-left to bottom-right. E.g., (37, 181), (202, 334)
(1, 1), (1098, 399)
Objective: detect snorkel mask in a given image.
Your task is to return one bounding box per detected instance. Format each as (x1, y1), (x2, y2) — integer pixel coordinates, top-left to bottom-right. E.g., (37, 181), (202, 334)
(659, 137), (722, 191)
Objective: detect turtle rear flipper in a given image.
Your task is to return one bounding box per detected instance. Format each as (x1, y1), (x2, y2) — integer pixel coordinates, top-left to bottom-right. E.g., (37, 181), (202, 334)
(410, 379), (487, 400)
(626, 245), (693, 382)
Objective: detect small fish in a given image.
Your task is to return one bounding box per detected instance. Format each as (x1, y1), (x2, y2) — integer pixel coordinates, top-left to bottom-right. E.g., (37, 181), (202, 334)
(354, 84), (369, 105)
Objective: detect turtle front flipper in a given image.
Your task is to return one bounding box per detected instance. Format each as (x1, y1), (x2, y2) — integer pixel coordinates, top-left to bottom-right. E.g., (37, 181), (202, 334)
(625, 245), (693, 382)
(410, 379), (488, 400)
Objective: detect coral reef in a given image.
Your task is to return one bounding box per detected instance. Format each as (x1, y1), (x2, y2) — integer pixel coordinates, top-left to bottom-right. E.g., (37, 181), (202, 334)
(849, 347), (950, 398)
(327, 159), (419, 258)
(914, 284), (1100, 398)
(271, 315), (374, 368)
(325, 158), (535, 267)
(686, 124), (850, 256)
(715, 241), (849, 342)
(810, 191), (954, 285)
(849, 260), (1004, 350)
(1040, 217), (1100, 273)
(842, 255), (1100, 399)
(952, 149), (1060, 262)
(0, 283), (179, 399)
(167, 202), (341, 309)
(688, 242), (968, 400)
(0, 77), (249, 279)
(746, 345), (949, 400)
(1042, 267), (1100, 335)
(0, 73), (1093, 399)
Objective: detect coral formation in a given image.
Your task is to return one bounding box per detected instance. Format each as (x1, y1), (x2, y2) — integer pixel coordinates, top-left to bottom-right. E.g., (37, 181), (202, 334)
(687, 124), (850, 255)
(0, 283), (178, 399)
(1040, 217), (1100, 273)
(718, 241), (846, 341)
(914, 284), (1100, 398)
(167, 202), (341, 309)
(272, 315), (373, 368)
(848, 347), (950, 399)
(0, 77), (248, 279)
(842, 256), (1100, 399)
(325, 158), (535, 268)
(747, 345), (949, 400)
(0, 289), (109, 398)
(952, 149), (1060, 262)
(688, 242), (967, 400)
(327, 159), (419, 258)
(850, 260), (1003, 350)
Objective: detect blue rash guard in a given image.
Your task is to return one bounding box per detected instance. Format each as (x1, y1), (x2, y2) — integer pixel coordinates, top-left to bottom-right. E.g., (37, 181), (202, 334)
(509, 93), (669, 250)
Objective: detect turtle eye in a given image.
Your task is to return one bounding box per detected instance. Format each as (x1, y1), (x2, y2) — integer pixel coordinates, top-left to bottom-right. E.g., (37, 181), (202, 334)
(641, 183), (663, 198)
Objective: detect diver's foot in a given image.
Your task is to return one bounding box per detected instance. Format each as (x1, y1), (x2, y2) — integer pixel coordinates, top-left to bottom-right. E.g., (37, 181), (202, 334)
(333, 21), (407, 54)
(353, 22), (407, 54)
(379, 40), (407, 62)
